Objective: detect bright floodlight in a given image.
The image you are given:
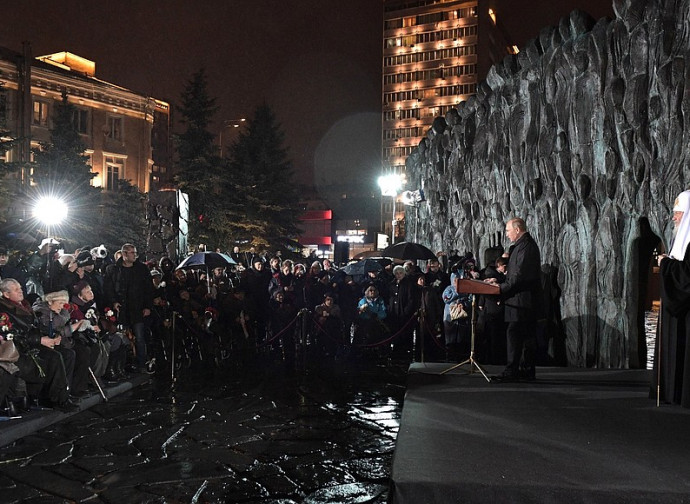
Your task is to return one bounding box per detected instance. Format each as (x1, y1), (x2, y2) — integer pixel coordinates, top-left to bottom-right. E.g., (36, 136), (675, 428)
(33, 197), (68, 225)
(378, 174), (403, 197)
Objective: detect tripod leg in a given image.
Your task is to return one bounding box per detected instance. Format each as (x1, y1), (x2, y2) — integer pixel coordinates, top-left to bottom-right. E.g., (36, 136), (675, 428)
(440, 356), (471, 374)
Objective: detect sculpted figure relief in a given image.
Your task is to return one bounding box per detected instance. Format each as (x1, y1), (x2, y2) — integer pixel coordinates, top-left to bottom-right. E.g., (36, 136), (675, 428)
(408, 1), (690, 368)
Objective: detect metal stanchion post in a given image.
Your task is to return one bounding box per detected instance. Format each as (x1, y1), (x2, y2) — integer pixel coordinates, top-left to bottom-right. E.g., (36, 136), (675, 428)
(419, 309), (425, 363)
(171, 312), (177, 383)
(300, 309), (309, 374)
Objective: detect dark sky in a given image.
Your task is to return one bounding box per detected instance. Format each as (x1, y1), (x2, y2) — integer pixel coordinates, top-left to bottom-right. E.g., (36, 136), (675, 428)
(0, 0), (614, 192)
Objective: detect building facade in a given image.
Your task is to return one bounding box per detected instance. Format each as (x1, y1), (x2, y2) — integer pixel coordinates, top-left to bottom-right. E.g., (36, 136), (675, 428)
(0, 44), (172, 201)
(382, 0), (515, 241)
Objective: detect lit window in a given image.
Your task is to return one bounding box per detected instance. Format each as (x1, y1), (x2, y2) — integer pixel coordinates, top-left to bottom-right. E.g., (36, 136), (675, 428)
(104, 156), (124, 191)
(72, 108), (89, 134)
(32, 100), (49, 127)
(106, 115), (123, 141)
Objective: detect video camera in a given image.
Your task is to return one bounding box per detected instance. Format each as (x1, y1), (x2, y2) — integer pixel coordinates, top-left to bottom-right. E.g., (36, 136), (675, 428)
(91, 244), (108, 260)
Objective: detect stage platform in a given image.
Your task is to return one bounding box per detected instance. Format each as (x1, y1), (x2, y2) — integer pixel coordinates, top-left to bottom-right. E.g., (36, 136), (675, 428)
(390, 363), (690, 503)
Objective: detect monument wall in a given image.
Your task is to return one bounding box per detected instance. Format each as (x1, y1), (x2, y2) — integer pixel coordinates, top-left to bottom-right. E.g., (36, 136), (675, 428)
(406, 0), (690, 368)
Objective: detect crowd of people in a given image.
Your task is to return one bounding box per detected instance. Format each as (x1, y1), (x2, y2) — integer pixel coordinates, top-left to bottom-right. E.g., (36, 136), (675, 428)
(0, 234), (528, 417)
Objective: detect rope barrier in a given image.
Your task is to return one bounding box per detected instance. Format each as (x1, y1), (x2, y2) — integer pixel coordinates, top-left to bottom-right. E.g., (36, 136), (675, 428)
(355, 312), (418, 348)
(423, 315), (448, 351)
(257, 311), (301, 347)
(311, 316), (347, 345)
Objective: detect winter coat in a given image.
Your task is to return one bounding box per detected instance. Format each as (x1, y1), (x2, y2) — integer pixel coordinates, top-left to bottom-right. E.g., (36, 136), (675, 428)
(442, 273), (471, 323)
(500, 232), (542, 322)
(103, 258), (154, 326)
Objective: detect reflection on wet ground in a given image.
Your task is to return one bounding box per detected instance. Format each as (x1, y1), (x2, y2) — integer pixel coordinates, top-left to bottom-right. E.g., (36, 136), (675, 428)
(0, 355), (408, 503)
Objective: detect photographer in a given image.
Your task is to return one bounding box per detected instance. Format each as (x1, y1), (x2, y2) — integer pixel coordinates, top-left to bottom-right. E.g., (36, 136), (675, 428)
(22, 238), (62, 297)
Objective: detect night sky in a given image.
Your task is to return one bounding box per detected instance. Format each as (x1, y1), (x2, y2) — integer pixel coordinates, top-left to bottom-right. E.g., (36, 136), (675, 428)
(1, 0), (614, 194)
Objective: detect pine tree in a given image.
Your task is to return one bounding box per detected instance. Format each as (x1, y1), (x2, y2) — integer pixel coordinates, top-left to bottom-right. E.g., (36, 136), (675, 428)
(174, 68), (223, 247)
(30, 91), (101, 247)
(0, 83), (23, 225)
(31, 91), (147, 250)
(97, 179), (147, 252)
(225, 104), (301, 251)
(32, 91), (95, 190)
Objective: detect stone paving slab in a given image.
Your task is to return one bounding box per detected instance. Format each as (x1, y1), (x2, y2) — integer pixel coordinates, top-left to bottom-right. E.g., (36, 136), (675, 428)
(0, 358), (405, 503)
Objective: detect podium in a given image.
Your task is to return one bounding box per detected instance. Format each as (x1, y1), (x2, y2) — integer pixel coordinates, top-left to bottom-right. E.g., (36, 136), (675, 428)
(440, 278), (499, 381)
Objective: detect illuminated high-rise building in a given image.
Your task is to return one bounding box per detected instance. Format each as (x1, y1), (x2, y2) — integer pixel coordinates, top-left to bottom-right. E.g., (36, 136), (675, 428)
(382, 0), (515, 240)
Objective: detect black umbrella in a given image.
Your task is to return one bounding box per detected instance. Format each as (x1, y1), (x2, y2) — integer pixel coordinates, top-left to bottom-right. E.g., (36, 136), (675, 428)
(176, 252), (236, 294)
(176, 251), (236, 270)
(343, 258), (383, 277)
(380, 241), (437, 261)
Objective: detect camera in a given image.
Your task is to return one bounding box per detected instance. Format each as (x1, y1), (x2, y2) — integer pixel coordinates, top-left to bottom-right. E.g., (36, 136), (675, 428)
(91, 244), (108, 259)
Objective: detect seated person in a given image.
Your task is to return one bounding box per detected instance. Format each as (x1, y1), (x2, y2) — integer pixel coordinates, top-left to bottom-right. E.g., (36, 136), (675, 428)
(0, 279), (77, 411)
(100, 309), (132, 382)
(70, 281), (110, 381)
(33, 290), (89, 398)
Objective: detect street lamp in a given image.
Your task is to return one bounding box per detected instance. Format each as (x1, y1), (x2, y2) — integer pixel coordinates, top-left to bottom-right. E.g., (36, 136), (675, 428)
(401, 189), (425, 242)
(218, 118), (246, 156)
(378, 173), (403, 245)
(33, 196), (68, 226)
(33, 195), (68, 239)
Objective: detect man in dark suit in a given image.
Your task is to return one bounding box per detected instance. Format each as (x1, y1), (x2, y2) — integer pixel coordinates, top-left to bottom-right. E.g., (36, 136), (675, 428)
(103, 243), (154, 372)
(487, 218), (542, 382)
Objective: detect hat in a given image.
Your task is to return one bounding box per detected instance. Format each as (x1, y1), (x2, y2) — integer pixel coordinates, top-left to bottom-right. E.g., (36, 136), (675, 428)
(252, 256), (263, 265)
(150, 268), (162, 277)
(673, 191), (690, 212)
(39, 237), (59, 248)
(73, 280), (90, 295)
(76, 250), (94, 268)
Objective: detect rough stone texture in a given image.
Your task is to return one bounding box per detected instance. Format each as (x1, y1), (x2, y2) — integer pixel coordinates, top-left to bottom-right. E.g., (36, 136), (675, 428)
(146, 189), (181, 262)
(406, 0), (690, 369)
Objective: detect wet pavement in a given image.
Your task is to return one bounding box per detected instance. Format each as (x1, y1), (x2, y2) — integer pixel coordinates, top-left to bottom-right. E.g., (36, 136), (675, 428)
(0, 354), (407, 503)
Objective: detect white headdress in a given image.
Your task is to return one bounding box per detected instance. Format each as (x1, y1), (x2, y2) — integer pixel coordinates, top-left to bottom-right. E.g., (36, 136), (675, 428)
(669, 190), (690, 259)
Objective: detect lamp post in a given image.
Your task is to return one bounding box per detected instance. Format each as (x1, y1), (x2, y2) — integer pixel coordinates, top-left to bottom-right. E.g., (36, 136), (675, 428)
(378, 173), (403, 245)
(218, 118), (246, 157)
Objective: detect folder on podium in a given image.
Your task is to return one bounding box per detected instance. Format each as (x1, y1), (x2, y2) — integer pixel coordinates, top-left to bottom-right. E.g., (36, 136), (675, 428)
(455, 278), (500, 296)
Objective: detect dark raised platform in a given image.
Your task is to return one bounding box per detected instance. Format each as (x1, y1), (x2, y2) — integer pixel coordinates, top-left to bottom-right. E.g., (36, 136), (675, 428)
(391, 363), (690, 503)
